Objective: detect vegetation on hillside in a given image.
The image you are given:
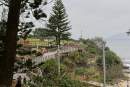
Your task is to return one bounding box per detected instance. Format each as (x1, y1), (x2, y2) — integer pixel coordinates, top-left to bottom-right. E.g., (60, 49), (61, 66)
(23, 38), (124, 87)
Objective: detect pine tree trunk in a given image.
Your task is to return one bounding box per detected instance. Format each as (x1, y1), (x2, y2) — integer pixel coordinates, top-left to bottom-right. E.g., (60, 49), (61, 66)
(56, 36), (61, 46)
(0, 0), (21, 87)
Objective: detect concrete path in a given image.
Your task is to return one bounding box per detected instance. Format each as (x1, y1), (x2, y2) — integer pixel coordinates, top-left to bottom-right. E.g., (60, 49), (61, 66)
(32, 46), (79, 65)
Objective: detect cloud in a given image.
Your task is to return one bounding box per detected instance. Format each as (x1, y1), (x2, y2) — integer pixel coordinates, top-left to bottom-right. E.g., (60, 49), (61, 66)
(63, 0), (130, 39)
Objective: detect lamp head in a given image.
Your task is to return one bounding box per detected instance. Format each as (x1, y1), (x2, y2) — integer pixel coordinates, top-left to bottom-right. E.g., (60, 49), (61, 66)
(126, 29), (130, 36)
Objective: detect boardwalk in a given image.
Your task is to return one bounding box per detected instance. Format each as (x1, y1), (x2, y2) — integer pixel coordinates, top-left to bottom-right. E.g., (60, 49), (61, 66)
(32, 46), (79, 66)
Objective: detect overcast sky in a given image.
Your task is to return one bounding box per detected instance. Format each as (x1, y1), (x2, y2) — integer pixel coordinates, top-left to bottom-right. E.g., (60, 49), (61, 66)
(62, 0), (130, 59)
(61, 0), (130, 39)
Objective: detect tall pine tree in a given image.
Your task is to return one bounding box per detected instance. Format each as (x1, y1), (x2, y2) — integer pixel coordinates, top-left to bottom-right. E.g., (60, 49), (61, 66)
(47, 0), (71, 46)
(0, 0), (48, 86)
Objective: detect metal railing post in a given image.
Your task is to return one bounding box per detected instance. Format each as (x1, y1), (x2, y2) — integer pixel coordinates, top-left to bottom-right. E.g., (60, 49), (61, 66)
(103, 41), (106, 87)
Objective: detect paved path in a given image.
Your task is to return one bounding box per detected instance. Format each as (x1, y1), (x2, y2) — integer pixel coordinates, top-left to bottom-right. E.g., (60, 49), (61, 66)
(87, 80), (130, 87)
(32, 46), (79, 66)
(81, 81), (113, 87)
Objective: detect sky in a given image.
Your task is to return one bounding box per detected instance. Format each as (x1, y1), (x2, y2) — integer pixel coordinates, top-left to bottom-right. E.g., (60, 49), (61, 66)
(62, 0), (130, 39)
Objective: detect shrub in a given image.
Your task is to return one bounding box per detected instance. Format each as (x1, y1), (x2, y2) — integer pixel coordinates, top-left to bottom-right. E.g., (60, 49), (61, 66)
(35, 52), (42, 56)
(75, 67), (87, 75)
(17, 49), (31, 55)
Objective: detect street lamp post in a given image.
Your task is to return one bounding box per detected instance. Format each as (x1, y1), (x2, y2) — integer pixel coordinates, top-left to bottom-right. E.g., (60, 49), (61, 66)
(57, 44), (60, 76)
(103, 41), (106, 87)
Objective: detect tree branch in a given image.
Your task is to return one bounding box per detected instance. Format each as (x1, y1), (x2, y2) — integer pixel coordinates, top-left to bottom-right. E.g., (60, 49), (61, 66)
(0, 4), (3, 6)
(0, 1), (9, 6)
(47, 0), (54, 4)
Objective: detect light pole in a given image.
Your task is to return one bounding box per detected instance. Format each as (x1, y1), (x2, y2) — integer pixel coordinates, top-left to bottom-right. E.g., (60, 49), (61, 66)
(103, 41), (106, 87)
(36, 43), (39, 52)
(57, 44), (60, 76)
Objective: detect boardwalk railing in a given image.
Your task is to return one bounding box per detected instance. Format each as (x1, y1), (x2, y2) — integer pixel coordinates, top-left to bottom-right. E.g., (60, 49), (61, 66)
(32, 46), (79, 66)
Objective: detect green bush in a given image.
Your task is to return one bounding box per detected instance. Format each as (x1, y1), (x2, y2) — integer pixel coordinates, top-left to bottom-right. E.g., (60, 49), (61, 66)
(24, 59), (88, 87)
(59, 75), (88, 87)
(75, 67), (87, 75)
(17, 49), (31, 55)
(31, 50), (37, 54)
(96, 49), (123, 83)
(35, 52), (42, 56)
(96, 49), (122, 69)
(41, 59), (58, 79)
(88, 47), (97, 54)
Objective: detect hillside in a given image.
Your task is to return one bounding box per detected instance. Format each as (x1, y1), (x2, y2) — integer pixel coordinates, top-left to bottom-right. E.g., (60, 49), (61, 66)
(16, 39), (124, 87)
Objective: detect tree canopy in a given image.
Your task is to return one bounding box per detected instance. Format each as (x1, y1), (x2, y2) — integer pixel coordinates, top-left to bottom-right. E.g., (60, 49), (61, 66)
(0, 0), (49, 86)
(47, 0), (71, 45)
